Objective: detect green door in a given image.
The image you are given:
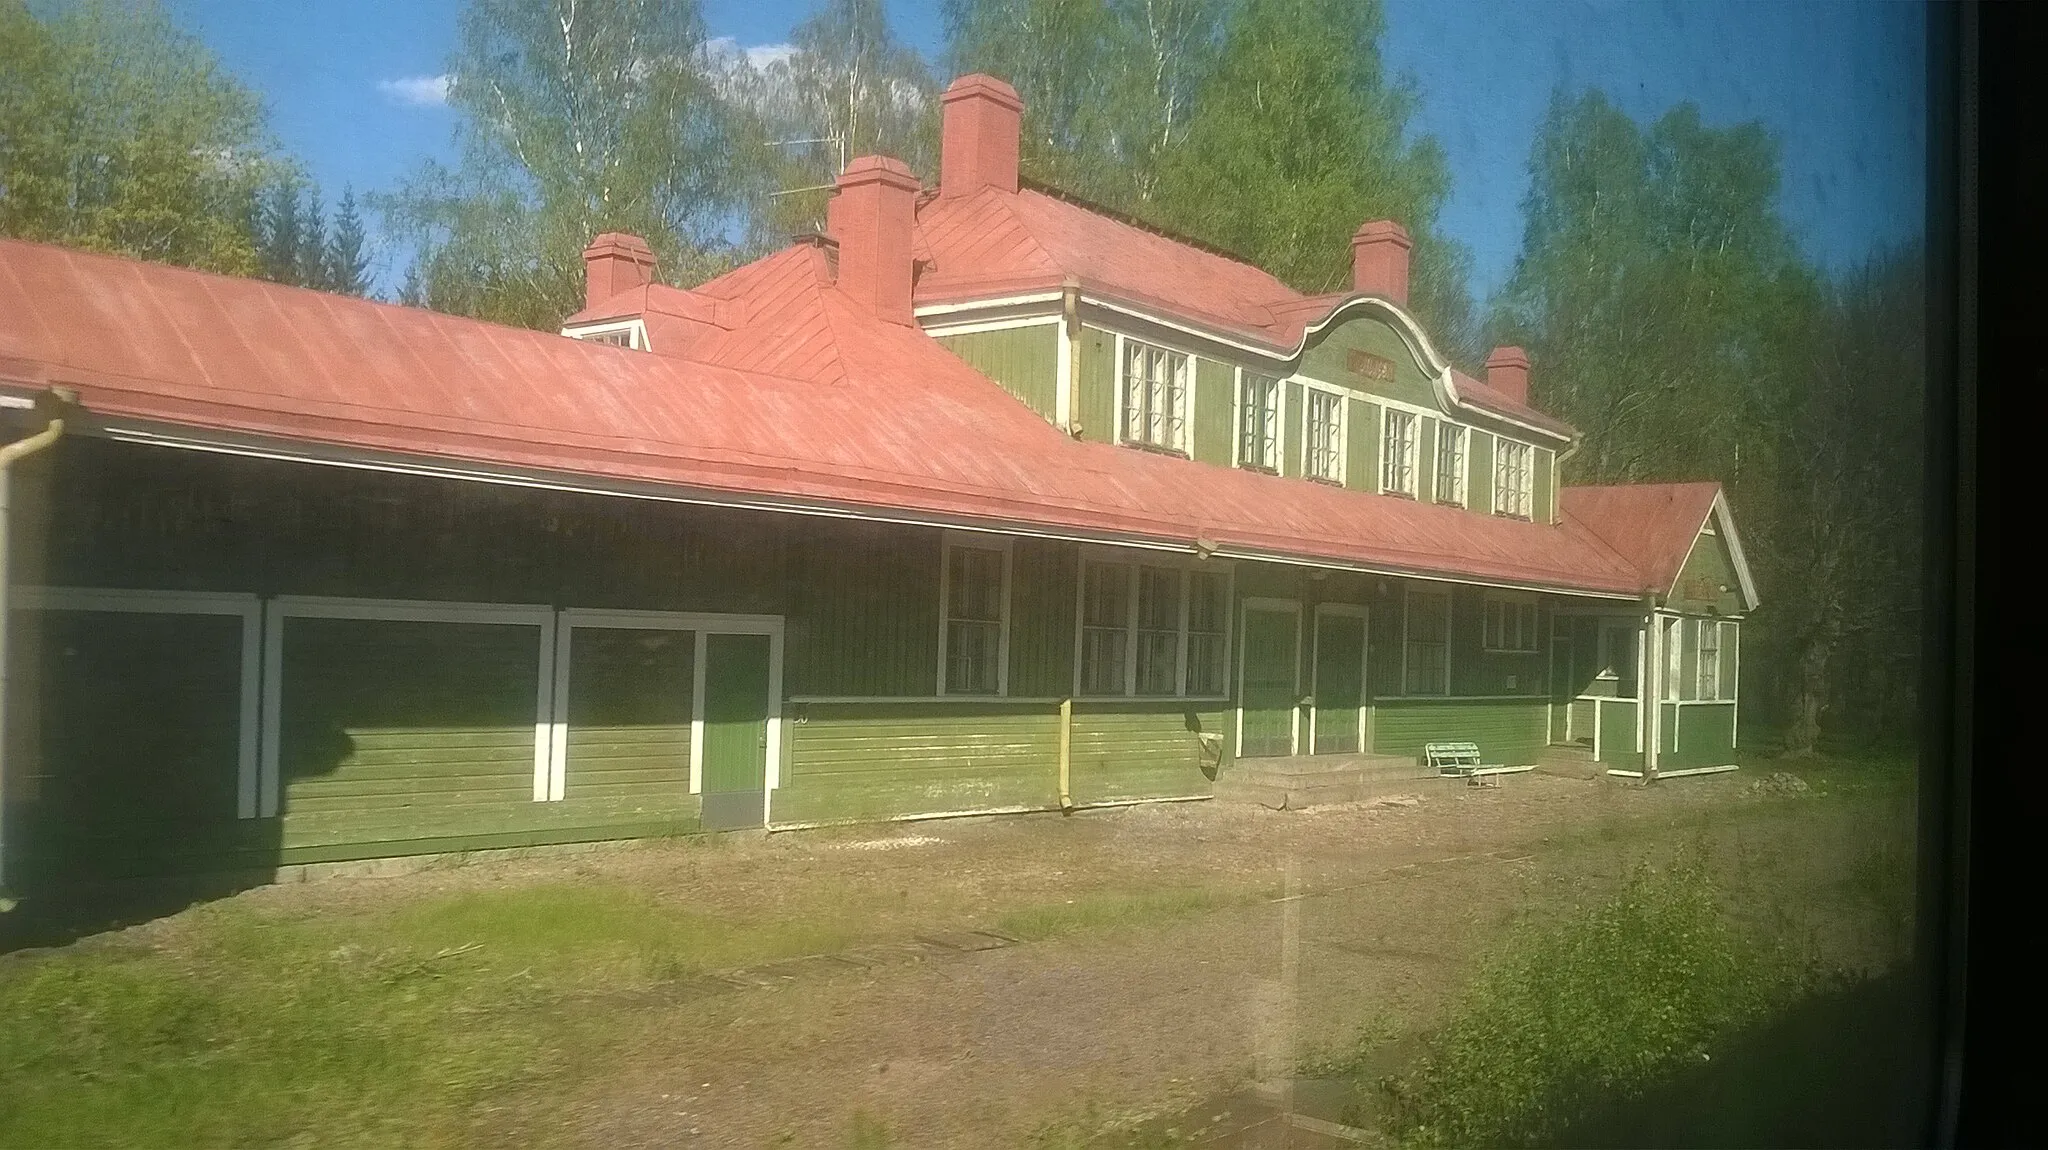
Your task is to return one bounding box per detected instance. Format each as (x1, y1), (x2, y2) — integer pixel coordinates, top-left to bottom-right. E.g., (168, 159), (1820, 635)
(1312, 612), (1366, 755)
(1238, 605), (1299, 758)
(700, 632), (772, 830)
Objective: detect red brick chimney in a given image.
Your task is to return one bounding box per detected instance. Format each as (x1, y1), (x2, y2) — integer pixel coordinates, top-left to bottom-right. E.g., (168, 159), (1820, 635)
(581, 232), (656, 310)
(827, 155), (922, 326)
(1485, 346), (1531, 405)
(1351, 220), (1412, 306)
(939, 73), (1023, 199)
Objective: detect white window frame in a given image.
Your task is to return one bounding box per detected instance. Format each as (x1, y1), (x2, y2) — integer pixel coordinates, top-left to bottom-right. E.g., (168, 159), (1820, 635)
(1235, 367), (1283, 472)
(1400, 585), (1452, 696)
(1381, 407), (1419, 497)
(1114, 333), (1191, 455)
(1303, 384), (1346, 484)
(1435, 422), (1467, 507)
(936, 533), (1013, 697)
(1494, 438), (1534, 519)
(1661, 614), (1683, 702)
(1073, 548), (1235, 700)
(1482, 594), (1540, 653)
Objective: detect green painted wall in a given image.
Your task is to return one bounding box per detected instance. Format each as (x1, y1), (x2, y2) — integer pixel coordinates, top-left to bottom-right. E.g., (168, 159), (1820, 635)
(1449, 589), (1548, 697)
(1598, 699), (1643, 767)
(1372, 698), (1547, 766)
(1194, 358), (1234, 465)
(1535, 447), (1555, 524)
(276, 618), (542, 850)
(2, 609), (243, 886)
(776, 701), (1061, 824)
(1069, 701), (1227, 803)
(1469, 432), (1495, 516)
(1282, 381), (1305, 478)
(1008, 538), (1079, 698)
(786, 521), (940, 697)
(1349, 400), (1380, 492)
(1077, 324), (1116, 441)
(564, 626), (693, 809)
(936, 325), (1059, 422)
(1666, 702), (1737, 768)
(1298, 314), (1438, 409)
(1668, 526), (1746, 615)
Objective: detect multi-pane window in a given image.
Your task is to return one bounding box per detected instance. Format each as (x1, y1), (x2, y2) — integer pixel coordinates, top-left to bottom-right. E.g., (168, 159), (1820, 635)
(942, 544), (1007, 694)
(1483, 597), (1539, 652)
(1403, 589), (1450, 695)
(1078, 560), (1232, 697)
(1120, 339), (1189, 454)
(1696, 619), (1723, 700)
(1079, 563), (1131, 695)
(1305, 389), (1344, 482)
(1436, 423), (1466, 506)
(1185, 571), (1229, 696)
(1238, 372), (1281, 471)
(1135, 567), (1183, 695)
(1494, 440), (1534, 518)
(1381, 409), (1418, 496)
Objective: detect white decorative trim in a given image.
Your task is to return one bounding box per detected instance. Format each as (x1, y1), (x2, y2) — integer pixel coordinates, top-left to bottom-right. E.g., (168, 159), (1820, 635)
(912, 292), (1065, 318)
(919, 314), (1061, 338)
(689, 630), (707, 795)
(14, 586), (263, 820)
(560, 318), (650, 352)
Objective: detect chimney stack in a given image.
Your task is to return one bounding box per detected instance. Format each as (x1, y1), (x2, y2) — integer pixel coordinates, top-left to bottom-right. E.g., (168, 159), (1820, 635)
(1351, 220), (1412, 305)
(581, 233), (656, 310)
(939, 73), (1023, 199)
(1485, 346), (1531, 405)
(827, 155), (922, 326)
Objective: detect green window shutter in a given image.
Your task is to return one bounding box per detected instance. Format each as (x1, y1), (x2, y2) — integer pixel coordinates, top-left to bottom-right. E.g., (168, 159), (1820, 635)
(1282, 381), (1305, 478)
(1535, 446), (1556, 523)
(1417, 417), (1438, 503)
(1194, 358), (1234, 464)
(1469, 432), (1495, 514)
(1077, 326), (1115, 441)
(1350, 400), (1379, 491)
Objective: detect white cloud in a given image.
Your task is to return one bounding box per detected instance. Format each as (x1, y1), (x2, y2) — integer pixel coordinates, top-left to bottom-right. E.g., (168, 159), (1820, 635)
(377, 74), (452, 108)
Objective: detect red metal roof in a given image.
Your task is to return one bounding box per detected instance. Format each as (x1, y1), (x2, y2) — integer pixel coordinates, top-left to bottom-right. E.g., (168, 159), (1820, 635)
(2, 237), (1706, 598)
(1560, 483), (1724, 598)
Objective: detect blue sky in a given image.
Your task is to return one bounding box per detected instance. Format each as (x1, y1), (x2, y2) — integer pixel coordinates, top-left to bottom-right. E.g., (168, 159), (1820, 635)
(170, 0), (1926, 301)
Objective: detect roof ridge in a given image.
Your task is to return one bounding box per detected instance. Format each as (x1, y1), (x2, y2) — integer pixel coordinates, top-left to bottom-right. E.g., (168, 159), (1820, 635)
(1014, 178), (1281, 279)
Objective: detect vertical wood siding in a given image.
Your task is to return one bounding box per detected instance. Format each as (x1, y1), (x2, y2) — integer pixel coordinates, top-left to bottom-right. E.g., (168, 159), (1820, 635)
(1078, 325), (1116, 441)
(936, 326), (1058, 422)
(1418, 416), (1438, 503)
(1469, 432), (1495, 516)
(1007, 538), (1078, 698)
(785, 522), (940, 697)
(1536, 447), (1556, 523)
(1347, 399), (1378, 491)
(1282, 381), (1305, 478)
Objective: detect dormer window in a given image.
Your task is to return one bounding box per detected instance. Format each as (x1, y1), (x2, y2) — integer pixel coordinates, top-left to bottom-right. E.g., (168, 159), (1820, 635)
(565, 320), (647, 351)
(1119, 337), (1189, 454)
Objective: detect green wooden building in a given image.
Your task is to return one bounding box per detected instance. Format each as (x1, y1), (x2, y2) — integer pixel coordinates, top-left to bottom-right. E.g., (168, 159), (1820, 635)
(0, 74), (1757, 897)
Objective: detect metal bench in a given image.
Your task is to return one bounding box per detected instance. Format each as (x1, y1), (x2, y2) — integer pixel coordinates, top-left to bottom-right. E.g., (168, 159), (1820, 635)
(1424, 741), (1533, 787)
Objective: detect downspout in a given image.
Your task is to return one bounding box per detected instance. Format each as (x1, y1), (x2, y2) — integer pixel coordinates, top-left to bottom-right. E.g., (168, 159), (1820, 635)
(0, 410), (67, 911)
(1060, 278), (1082, 437)
(1058, 697), (1074, 811)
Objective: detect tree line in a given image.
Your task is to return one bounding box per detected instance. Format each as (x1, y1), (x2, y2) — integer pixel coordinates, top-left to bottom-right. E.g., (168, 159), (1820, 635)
(0, 0), (1924, 753)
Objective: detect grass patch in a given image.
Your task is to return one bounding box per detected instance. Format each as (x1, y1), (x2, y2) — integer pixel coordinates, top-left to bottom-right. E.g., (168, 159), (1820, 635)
(994, 886), (1235, 942)
(1369, 846), (1814, 1148)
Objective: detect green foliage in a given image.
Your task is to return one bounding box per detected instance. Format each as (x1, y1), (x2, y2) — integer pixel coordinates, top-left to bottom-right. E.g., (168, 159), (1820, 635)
(325, 186), (372, 295)
(945, 0), (1479, 364)
(0, 0), (287, 275)
(1375, 850), (1806, 1148)
(379, 0), (756, 329)
(737, 0), (938, 242)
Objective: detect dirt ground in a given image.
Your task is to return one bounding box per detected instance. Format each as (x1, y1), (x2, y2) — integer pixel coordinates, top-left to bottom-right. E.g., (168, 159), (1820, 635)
(67, 768), (1915, 1148)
